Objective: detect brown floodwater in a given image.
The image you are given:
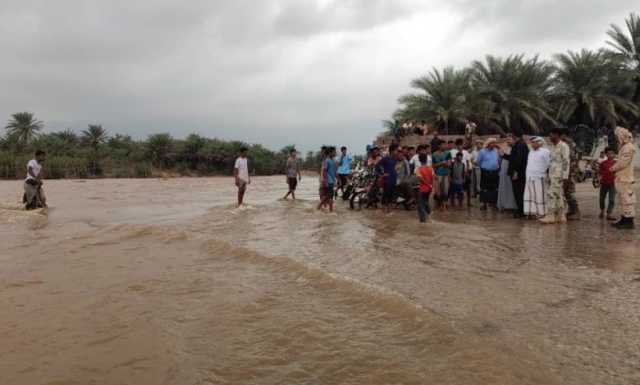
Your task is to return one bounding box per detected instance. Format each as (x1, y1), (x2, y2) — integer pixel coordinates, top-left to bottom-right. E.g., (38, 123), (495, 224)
(1, 176), (639, 385)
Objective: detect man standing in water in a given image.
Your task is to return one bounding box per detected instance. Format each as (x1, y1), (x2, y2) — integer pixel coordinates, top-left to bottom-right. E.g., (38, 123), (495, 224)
(378, 144), (398, 214)
(562, 133), (581, 220)
(540, 128), (570, 224)
(508, 130), (530, 218)
(476, 138), (501, 210)
(234, 147), (250, 207)
(523, 137), (550, 219)
(336, 146), (353, 197)
(610, 126), (636, 229)
(283, 149), (301, 200)
(470, 140), (484, 198)
(23, 150), (47, 210)
(317, 146), (337, 212)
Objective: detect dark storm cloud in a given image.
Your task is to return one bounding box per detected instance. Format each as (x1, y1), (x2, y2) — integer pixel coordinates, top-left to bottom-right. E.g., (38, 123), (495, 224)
(0, 1), (637, 152)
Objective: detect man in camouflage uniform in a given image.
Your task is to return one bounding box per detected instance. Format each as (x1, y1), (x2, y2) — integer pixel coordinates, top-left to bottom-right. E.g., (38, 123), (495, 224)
(562, 134), (581, 220)
(610, 126), (636, 229)
(540, 128), (571, 224)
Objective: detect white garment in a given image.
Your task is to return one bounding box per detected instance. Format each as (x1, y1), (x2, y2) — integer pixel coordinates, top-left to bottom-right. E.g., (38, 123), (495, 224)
(410, 154), (432, 168)
(524, 177), (547, 217)
(450, 149), (471, 169)
(526, 148), (550, 180)
(25, 159), (42, 181)
(234, 157), (249, 182)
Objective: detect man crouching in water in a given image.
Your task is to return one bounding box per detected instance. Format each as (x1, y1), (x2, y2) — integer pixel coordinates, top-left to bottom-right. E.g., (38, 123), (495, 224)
(24, 150), (47, 210)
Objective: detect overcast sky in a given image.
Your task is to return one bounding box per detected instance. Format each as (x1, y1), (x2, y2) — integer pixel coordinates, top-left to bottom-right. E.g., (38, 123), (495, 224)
(0, 1), (636, 153)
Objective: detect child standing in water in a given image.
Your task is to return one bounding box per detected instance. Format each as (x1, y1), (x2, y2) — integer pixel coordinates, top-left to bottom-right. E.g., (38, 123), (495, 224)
(598, 147), (617, 220)
(234, 147), (250, 207)
(450, 152), (466, 208)
(416, 154), (434, 223)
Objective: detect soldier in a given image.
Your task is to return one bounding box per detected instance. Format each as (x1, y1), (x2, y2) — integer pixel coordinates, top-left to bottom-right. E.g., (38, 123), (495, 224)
(540, 128), (571, 224)
(562, 134), (581, 220)
(610, 126), (636, 229)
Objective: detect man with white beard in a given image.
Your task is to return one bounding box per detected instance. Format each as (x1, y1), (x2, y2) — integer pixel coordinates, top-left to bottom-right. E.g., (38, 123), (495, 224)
(523, 137), (550, 218)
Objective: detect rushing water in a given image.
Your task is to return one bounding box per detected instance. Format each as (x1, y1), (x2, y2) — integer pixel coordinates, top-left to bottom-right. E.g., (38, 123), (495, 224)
(1, 176), (639, 385)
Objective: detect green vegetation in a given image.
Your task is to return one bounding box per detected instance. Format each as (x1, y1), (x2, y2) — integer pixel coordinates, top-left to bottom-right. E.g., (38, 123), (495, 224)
(392, 12), (640, 151)
(0, 119), (304, 179)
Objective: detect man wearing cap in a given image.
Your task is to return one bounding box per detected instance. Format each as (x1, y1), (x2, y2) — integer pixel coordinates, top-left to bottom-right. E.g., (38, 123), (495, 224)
(475, 138), (501, 210)
(610, 126), (636, 229)
(540, 128), (571, 224)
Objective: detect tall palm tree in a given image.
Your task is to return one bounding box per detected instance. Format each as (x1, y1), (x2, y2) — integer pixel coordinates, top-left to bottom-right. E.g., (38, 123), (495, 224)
(81, 124), (108, 152)
(395, 67), (471, 134)
(606, 12), (640, 103)
(471, 55), (556, 134)
(554, 49), (638, 127)
(5, 112), (43, 148)
(54, 129), (79, 147)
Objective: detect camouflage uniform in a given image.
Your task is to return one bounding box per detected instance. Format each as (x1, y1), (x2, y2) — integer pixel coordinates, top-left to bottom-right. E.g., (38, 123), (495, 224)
(610, 128), (636, 220)
(563, 138), (580, 218)
(546, 140), (571, 216)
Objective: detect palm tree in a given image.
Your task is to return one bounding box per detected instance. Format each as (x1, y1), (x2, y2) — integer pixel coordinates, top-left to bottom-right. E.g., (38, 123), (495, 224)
(53, 129), (79, 147)
(606, 12), (640, 103)
(381, 119), (402, 137)
(5, 112), (43, 148)
(395, 67), (471, 134)
(471, 55), (556, 134)
(554, 49), (638, 128)
(81, 125), (108, 152)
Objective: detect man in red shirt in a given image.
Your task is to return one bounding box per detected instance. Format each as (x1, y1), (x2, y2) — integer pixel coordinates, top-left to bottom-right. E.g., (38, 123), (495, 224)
(599, 147), (617, 220)
(416, 153), (434, 223)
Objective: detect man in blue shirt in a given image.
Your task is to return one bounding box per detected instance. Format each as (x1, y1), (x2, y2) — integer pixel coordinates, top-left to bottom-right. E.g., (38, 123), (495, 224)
(336, 146), (353, 197)
(377, 143), (398, 213)
(475, 138), (501, 210)
(317, 146), (337, 212)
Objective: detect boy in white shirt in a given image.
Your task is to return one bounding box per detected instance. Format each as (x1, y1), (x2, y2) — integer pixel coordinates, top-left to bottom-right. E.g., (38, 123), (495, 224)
(234, 147), (250, 207)
(24, 150), (47, 210)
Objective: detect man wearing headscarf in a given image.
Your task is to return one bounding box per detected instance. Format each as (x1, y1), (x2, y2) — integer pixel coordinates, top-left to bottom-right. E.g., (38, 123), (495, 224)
(523, 137), (549, 218)
(610, 126), (636, 229)
(540, 128), (571, 224)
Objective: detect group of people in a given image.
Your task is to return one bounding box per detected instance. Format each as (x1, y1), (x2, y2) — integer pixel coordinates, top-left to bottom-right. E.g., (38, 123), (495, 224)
(306, 126), (636, 228)
(22, 127), (637, 231)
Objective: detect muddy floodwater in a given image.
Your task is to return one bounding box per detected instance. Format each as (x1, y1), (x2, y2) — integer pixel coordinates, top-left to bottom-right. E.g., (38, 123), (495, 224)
(1, 176), (639, 385)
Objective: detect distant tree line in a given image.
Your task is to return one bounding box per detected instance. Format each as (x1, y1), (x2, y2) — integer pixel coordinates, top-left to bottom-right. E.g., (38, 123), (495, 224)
(388, 12), (640, 154)
(0, 113), (325, 179)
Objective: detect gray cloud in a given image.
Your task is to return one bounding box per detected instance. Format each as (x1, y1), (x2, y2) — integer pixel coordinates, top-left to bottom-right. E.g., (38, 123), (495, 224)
(0, 0), (637, 153)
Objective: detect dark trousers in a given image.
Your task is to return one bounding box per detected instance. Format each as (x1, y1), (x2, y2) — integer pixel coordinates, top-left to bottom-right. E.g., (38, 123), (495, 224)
(417, 191), (431, 222)
(599, 184), (616, 214)
(512, 177), (526, 215)
(480, 169), (499, 204)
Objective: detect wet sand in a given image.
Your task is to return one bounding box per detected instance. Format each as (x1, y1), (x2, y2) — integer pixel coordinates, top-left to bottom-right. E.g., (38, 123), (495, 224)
(1, 177), (639, 385)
